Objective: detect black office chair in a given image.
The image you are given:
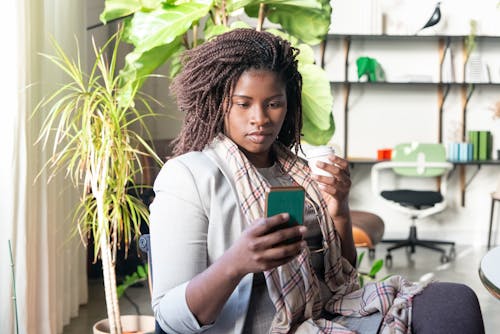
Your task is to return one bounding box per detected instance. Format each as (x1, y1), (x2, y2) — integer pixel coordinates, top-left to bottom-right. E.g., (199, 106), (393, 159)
(138, 234), (167, 334)
(371, 143), (456, 267)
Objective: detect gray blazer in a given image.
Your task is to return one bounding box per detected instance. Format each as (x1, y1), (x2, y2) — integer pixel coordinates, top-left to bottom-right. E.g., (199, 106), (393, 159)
(150, 150), (254, 334)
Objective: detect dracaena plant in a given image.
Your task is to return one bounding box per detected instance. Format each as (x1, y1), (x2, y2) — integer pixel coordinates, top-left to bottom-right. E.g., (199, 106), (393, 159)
(100, 0), (335, 145)
(35, 29), (161, 334)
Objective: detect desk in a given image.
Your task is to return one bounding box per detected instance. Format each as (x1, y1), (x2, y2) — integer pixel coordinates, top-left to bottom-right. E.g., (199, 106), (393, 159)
(479, 246), (500, 299)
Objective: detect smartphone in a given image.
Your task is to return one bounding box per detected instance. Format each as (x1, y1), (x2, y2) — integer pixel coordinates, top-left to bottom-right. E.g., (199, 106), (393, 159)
(265, 185), (305, 228)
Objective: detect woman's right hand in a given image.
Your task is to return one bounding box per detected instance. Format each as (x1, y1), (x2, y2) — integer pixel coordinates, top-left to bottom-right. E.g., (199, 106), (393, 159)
(228, 213), (307, 278)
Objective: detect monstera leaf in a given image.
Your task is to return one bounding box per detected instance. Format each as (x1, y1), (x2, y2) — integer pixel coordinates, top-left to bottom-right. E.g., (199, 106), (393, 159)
(245, 0), (330, 45)
(302, 112), (334, 146)
(100, 0), (335, 144)
(100, 0), (165, 23)
(268, 29), (334, 144)
(119, 37), (183, 103)
(126, 2), (212, 52)
(300, 63), (334, 144)
(227, 0), (320, 12)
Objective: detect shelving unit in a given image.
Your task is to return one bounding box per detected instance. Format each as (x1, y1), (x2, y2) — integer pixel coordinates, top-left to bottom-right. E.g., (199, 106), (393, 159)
(325, 33), (500, 206)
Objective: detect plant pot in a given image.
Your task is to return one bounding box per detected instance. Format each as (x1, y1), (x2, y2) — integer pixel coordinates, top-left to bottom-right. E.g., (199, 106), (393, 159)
(93, 315), (155, 334)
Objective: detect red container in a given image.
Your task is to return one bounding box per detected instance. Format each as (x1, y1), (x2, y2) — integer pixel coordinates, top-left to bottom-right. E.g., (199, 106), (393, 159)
(377, 148), (392, 160)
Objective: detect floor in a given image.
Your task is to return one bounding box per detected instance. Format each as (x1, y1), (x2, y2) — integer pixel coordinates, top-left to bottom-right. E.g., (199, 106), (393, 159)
(63, 243), (499, 333)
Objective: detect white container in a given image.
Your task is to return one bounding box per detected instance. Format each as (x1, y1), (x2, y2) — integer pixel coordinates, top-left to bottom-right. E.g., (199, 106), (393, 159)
(93, 315), (156, 334)
(307, 146), (335, 177)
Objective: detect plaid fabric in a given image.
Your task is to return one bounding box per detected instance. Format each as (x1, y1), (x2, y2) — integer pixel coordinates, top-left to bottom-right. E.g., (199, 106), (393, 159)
(207, 134), (425, 334)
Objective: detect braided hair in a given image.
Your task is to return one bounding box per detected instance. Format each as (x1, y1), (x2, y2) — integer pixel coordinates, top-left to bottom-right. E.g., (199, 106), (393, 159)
(170, 28), (303, 157)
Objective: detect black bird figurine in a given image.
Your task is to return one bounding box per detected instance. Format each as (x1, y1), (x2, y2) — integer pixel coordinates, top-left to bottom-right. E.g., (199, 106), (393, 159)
(416, 2), (441, 34)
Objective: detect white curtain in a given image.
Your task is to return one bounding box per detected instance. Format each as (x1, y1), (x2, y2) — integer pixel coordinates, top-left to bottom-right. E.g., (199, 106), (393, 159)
(1, 0), (88, 333)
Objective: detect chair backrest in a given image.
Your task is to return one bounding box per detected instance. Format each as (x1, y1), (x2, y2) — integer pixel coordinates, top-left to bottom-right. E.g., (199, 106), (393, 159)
(138, 234), (153, 298)
(392, 142), (447, 177)
(139, 234), (168, 334)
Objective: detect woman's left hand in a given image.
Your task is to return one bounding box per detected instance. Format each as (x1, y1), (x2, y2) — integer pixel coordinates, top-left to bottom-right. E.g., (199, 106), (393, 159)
(310, 154), (351, 218)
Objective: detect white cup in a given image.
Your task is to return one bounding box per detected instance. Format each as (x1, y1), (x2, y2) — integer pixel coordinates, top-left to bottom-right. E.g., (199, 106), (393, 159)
(307, 146), (335, 177)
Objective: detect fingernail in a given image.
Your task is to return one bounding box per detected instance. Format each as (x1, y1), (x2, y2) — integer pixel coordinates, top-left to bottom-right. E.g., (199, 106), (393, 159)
(299, 226), (307, 234)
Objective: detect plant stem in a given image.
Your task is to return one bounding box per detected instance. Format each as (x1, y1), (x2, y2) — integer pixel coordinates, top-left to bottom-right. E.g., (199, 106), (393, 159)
(99, 210), (122, 334)
(8, 240), (19, 334)
(221, 0), (227, 27)
(193, 25), (198, 48)
(94, 138), (122, 334)
(257, 3), (267, 31)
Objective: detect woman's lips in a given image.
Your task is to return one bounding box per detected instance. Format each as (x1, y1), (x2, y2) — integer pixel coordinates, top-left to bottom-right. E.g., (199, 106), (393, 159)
(247, 131), (272, 144)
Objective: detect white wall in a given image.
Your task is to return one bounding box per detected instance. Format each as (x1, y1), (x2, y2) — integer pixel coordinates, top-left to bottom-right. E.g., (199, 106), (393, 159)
(328, 0), (500, 246)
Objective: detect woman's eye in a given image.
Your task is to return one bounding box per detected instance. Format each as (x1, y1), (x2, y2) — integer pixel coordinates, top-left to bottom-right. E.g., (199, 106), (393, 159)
(268, 101), (283, 108)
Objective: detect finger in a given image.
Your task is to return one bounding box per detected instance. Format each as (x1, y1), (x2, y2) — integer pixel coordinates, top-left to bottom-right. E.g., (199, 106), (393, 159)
(251, 213), (290, 236)
(260, 225), (307, 249)
(312, 172), (351, 189)
(257, 241), (306, 266)
(317, 159), (350, 179)
(316, 179), (351, 197)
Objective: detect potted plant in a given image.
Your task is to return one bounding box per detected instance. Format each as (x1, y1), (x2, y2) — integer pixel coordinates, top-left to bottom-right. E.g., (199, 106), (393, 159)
(35, 29), (161, 334)
(98, 0), (335, 145)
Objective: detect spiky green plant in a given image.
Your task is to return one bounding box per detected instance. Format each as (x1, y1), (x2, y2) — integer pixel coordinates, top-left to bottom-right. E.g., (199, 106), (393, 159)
(34, 29), (161, 334)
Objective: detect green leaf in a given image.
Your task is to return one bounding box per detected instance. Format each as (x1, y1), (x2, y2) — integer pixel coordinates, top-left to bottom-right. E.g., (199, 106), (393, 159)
(245, 0), (331, 45)
(296, 43), (315, 65)
(137, 264), (147, 278)
(100, 0), (161, 24)
(118, 38), (182, 101)
(168, 44), (187, 79)
(238, 0), (321, 13)
(369, 259), (384, 277)
(230, 21), (252, 29)
(357, 251), (366, 267)
(266, 6), (330, 45)
(204, 21), (231, 41)
(301, 112), (334, 146)
(300, 63), (333, 130)
(359, 275), (365, 288)
(127, 2), (213, 52)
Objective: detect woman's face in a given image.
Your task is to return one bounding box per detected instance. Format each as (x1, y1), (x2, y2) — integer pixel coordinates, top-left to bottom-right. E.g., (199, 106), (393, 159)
(224, 69), (287, 168)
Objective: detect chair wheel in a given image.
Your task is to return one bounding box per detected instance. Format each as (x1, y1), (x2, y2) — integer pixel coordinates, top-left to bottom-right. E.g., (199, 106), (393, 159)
(385, 254), (393, 268)
(368, 249), (375, 260)
(440, 254), (449, 263)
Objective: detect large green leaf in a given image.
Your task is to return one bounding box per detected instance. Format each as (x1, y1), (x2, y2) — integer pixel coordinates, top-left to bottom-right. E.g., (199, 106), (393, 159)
(203, 20), (252, 42)
(301, 112), (334, 145)
(227, 0), (320, 12)
(266, 5), (330, 45)
(245, 0), (331, 45)
(100, 0), (163, 24)
(118, 38), (183, 102)
(300, 63), (333, 130)
(127, 1), (213, 52)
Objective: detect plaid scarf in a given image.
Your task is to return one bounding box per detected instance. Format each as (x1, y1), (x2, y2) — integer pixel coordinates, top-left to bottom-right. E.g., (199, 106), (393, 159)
(206, 134), (425, 334)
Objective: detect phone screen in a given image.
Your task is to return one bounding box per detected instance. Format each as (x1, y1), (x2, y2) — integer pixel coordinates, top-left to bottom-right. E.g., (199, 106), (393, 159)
(265, 186), (305, 227)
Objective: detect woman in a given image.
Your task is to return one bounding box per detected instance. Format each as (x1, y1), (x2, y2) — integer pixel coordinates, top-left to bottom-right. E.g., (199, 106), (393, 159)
(149, 28), (484, 334)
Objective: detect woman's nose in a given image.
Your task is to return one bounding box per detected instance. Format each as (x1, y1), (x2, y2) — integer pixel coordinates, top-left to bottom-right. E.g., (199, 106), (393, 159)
(250, 105), (270, 126)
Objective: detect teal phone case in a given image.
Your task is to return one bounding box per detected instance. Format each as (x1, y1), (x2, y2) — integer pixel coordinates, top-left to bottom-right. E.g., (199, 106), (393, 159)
(265, 186), (305, 226)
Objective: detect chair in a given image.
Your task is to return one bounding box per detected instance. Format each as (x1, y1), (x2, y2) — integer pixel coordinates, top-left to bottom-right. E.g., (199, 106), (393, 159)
(488, 192), (500, 250)
(351, 210), (385, 259)
(371, 142), (455, 267)
(138, 234), (167, 334)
